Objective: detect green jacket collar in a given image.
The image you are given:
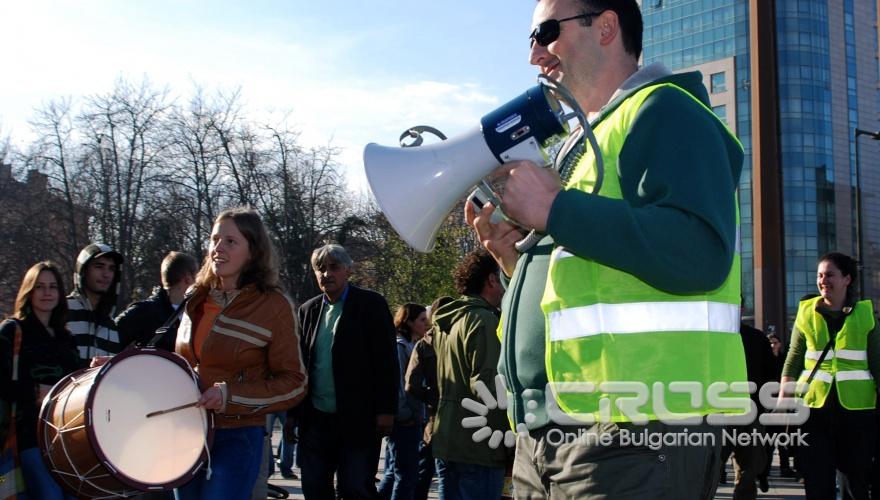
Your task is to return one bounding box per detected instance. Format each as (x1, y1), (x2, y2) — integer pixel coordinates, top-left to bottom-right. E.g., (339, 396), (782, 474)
(591, 63), (709, 125)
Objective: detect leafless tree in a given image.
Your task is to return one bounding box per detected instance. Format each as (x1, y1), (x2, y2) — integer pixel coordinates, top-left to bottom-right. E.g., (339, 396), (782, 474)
(76, 77), (171, 303)
(163, 85), (233, 257)
(24, 97), (86, 257)
(3, 75), (468, 312)
(0, 124), (10, 164)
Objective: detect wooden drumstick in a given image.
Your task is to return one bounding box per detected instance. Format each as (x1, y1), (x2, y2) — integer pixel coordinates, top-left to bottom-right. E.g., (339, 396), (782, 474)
(146, 401), (200, 418)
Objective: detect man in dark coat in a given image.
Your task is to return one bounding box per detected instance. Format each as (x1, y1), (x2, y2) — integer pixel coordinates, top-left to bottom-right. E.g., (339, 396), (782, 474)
(720, 319), (777, 497)
(295, 244), (397, 500)
(116, 251), (198, 351)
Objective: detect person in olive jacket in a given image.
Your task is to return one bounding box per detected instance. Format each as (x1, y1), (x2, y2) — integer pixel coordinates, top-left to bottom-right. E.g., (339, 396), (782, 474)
(431, 250), (508, 499)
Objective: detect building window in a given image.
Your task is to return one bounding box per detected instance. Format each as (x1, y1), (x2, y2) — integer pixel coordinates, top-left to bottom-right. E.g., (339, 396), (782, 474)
(712, 104), (727, 123)
(710, 72), (727, 93)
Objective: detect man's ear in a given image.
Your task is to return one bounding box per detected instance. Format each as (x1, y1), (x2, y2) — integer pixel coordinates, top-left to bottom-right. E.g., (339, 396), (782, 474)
(597, 10), (619, 46)
(487, 272), (501, 289)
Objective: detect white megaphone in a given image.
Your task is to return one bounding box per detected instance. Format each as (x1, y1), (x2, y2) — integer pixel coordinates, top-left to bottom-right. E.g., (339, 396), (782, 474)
(364, 76), (596, 252)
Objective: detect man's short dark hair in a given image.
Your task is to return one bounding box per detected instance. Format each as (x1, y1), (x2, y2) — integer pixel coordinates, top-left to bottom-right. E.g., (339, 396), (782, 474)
(161, 251), (199, 287)
(577, 0), (643, 59)
(453, 249), (499, 296)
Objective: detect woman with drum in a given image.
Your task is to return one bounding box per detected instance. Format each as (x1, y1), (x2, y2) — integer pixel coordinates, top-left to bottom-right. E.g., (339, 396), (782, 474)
(174, 207), (307, 500)
(0, 261), (80, 499)
(780, 252), (880, 499)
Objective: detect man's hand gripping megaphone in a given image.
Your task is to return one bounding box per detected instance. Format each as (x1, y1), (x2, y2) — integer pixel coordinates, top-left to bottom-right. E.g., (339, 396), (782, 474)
(465, 162), (563, 277)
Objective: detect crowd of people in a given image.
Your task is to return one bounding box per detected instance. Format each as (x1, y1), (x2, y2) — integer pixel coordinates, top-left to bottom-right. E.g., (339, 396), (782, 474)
(2, 0), (880, 499)
(0, 208), (520, 500)
(1, 208), (310, 500)
(3, 229), (879, 500)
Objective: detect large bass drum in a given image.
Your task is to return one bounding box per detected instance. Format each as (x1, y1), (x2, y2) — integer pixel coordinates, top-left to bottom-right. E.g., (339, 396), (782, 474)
(38, 348), (213, 499)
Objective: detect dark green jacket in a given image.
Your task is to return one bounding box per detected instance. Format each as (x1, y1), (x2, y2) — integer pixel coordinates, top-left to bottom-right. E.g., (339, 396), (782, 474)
(431, 295), (508, 468)
(499, 64), (744, 429)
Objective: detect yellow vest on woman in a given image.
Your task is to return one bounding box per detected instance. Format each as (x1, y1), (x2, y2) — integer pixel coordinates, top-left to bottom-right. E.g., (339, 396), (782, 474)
(795, 296), (876, 410)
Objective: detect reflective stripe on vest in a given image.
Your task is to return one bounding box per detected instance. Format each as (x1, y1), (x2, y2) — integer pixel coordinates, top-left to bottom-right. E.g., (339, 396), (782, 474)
(804, 349), (869, 361)
(799, 369), (833, 384)
(794, 296), (876, 410)
(541, 82), (747, 422)
(798, 369), (873, 385)
(548, 301), (740, 341)
(836, 370), (874, 382)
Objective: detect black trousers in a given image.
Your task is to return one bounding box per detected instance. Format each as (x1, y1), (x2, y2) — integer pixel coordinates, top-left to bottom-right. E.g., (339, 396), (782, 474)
(298, 407), (382, 500)
(720, 423), (767, 500)
(798, 388), (876, 500)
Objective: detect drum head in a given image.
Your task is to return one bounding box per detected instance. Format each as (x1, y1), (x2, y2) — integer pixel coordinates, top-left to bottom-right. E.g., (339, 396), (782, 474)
(90, 352), (208, 485)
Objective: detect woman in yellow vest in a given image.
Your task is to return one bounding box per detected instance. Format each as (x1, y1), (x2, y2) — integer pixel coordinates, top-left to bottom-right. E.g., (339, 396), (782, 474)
(781, 252), (879, 499)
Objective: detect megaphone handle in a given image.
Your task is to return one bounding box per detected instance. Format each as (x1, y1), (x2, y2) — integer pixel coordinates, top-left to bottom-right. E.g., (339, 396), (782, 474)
(515, 230), (542, 252)
(476, 179), (543, 252)
(478, 180), (502, 208)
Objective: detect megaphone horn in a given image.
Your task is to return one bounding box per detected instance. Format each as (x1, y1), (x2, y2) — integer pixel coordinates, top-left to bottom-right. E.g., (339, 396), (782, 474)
(364, 77), (590, 252)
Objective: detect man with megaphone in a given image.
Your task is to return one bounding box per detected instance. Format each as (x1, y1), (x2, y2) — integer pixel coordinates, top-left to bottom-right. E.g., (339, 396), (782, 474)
(466, 0), (747, 498)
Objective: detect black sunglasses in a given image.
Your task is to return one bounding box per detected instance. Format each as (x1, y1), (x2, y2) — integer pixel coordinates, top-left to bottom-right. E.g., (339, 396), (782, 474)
(530, 12), (603, 47)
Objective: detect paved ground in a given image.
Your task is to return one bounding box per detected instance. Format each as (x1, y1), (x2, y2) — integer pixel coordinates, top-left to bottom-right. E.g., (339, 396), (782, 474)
(262, 430), (806, 499)
(714, 457), (806, 500)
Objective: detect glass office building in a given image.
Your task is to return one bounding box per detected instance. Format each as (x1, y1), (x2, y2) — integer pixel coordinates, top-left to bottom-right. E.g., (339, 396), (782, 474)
(641, 0), (880, 321)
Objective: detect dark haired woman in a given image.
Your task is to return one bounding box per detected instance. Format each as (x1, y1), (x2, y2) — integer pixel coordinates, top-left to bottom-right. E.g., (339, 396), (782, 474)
(0, 261), (79, 499)
(379, 303), (429, 500)
(780, 252), (880, 499)
(174, 208), (307, 500)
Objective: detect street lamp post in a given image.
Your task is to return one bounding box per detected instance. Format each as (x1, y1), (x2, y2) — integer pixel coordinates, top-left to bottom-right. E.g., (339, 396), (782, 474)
(853, 128), (880, 297)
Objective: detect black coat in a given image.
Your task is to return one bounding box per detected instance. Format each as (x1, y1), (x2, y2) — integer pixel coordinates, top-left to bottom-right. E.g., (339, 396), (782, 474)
(740, 322), (777, 409)
(0, 316), (79, 452)
(115, 287), (178, 351)
(296, 284), (398, 444)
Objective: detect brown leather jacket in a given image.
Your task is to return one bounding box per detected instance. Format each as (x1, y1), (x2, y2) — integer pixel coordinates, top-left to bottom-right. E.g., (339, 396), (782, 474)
(176, 285), (308, 428)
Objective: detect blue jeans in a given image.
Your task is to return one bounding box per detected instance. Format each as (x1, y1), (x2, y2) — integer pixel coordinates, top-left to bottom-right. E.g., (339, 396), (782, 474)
(267, 411), (295, 475)
(378, 423), (420, 500)
(434, 458), (447, 500)
(414, 440), (434, 500)
(382, 441), (393, 485)
(434, 459), (504, 500)
(174, 426), (264, 500)
(19, 447), (73, 500)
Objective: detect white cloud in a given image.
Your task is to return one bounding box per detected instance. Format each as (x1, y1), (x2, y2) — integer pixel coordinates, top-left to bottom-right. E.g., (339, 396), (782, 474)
(0, 1), (521, 195)
(236, 75), (502, 194)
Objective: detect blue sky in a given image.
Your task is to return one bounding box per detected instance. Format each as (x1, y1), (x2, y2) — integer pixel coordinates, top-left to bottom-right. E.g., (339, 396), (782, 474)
(0, 1), (540, 192)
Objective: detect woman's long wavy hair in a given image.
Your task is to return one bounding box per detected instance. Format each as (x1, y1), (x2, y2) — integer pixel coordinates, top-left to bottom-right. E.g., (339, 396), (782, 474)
(195, 207), (280, 293)
(13, 261), (68, 333)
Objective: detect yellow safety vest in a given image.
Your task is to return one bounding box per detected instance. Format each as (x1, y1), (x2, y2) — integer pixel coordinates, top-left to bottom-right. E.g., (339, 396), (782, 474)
(541, 83), (747, 422)
(795, 296), (876, 410)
